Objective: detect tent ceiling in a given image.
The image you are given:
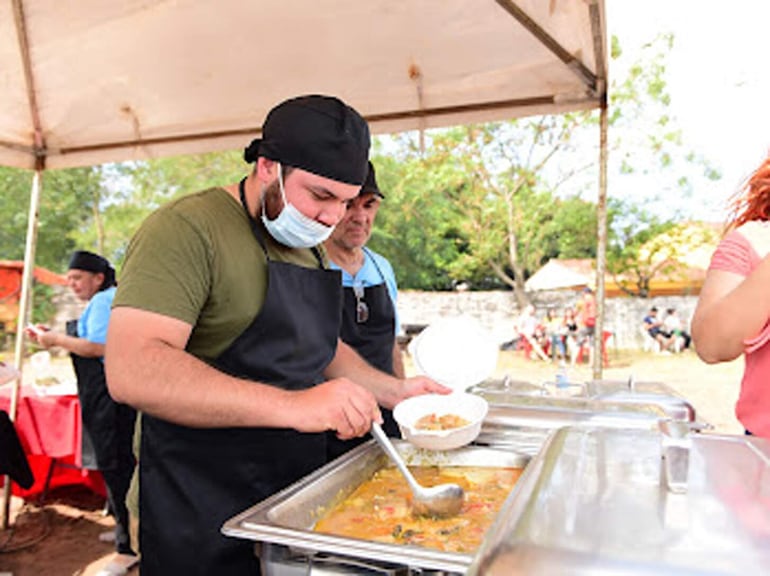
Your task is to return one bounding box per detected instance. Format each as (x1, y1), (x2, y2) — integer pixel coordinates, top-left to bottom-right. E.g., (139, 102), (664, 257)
(0, 0), (606, 170)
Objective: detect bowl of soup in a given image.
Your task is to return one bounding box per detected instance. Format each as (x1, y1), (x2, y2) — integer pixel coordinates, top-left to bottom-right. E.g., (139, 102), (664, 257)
(393, 392), (489, 451)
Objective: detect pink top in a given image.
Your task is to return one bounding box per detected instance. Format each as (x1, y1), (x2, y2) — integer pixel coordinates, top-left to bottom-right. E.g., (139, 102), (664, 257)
(709, 230), (770, 435)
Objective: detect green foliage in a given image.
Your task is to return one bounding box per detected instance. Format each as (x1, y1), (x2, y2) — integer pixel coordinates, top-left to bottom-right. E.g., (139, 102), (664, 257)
(104, 150), (246, 268)
(608, 32), (720, 214)
(367, 155), (460, 290)
(0, 165), (103, 271)
(31, 284), (58, 325)
(369, 114), (597, 299)
(605, 198), (677, 297)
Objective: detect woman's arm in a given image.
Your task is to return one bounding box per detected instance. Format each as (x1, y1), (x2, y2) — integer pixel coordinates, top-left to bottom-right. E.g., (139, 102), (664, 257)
(692, 225), (770, 363)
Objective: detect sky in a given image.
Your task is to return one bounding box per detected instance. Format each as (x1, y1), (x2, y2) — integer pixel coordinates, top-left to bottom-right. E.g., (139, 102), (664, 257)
(606, 1), (770, 222)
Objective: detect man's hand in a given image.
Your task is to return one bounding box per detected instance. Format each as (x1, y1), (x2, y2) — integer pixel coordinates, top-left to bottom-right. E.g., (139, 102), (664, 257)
(290, 378), (382, 439)
(36, 330), (60, 349)
(737, 220), (770, 259)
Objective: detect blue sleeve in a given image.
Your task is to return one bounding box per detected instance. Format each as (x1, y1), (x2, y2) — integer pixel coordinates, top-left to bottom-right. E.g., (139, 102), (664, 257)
(373, 254), (401, 335)
(80, 288), (114, 345)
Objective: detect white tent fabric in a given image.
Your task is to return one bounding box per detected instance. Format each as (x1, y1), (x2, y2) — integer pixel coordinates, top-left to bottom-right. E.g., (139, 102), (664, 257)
(525, 259), (591, 292)
(0, 0), (606, 170)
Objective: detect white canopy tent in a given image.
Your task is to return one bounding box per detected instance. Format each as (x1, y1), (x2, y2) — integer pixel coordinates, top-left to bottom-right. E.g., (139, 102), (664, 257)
(1, 0), (605, 169)
(525, 259), (591, 292)
(1, 0), (608, 524)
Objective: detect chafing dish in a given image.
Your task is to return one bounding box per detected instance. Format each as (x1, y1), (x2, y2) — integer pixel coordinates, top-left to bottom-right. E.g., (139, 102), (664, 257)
(470, 376), (702, 426)
(468, 427), (770, 575)
(222, 438), (533, 575)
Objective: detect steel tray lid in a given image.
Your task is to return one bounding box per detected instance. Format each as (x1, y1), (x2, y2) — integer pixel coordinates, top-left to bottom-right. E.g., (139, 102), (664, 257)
(468, 427), (770, 576)
(471, 376), (699, 424)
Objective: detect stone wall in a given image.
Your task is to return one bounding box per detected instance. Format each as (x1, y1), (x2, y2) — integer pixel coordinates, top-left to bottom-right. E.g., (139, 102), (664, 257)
(397, 290), (698, 350)
(45, 287), (698, 352)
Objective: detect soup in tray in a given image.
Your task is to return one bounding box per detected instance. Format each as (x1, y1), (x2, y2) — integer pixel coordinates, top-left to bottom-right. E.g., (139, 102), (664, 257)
(313, 465), (524, 553)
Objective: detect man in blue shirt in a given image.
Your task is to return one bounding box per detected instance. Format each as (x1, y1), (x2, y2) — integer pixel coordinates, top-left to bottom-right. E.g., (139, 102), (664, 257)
(28, 251), (137, 573)
(324, 162), (404, 459)
(642, 305), (674, 352)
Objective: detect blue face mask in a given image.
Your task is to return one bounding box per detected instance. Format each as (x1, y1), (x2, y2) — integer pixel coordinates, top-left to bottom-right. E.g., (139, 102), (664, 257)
(261, 163), (335, 248)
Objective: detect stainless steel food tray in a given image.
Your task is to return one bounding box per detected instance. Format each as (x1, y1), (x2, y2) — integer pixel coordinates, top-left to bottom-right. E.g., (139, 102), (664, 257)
(471, 377), (700, 425)
(222, 439), (532, 574)
(468, 427), (770, 575)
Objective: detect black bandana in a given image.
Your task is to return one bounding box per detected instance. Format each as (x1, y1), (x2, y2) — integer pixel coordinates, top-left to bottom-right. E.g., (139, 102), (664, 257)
(68, 251), (116, 289)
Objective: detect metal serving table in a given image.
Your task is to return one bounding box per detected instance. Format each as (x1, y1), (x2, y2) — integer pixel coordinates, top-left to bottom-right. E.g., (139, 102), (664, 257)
(468, 426), (770, 575)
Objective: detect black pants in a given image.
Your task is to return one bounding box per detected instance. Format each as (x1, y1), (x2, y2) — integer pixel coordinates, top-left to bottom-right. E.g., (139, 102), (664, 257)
(102, 460), (135, 555)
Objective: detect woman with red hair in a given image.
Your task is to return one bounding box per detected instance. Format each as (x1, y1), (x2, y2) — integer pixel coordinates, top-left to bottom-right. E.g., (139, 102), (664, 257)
(692, 153), (770, 437)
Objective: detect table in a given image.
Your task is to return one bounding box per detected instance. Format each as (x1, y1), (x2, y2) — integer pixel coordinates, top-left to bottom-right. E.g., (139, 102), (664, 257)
(0, 385), (104, 499)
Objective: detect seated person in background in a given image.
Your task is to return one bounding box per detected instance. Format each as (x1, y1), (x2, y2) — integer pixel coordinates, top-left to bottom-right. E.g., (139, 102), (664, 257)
(562, 307), (581, 365)
(543, 308), (566, 361)
(516, 304), (548, 360)
(576, 287), (597, 346)
(500, 306), (536, 352)
(643, 306), (674, 352)
(663, 307), (691, 351)
(573, 287), (597, 364)
(516, 304), (538, 340)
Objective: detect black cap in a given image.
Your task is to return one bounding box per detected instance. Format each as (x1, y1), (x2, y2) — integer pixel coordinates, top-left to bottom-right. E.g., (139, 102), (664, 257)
(68, 251), (116, 290)
(243, 95), (370, 186)
(360, 161), (384, 198)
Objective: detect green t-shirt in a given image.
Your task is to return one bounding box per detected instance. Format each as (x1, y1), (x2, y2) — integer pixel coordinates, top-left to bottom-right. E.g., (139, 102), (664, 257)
(114, 186), (327, 361)
(118, 186), (329, 521)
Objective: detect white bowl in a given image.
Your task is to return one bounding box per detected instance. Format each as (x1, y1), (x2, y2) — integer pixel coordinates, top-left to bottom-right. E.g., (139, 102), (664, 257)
(410, 316), (498, 392)
(393, 392), (489, 451)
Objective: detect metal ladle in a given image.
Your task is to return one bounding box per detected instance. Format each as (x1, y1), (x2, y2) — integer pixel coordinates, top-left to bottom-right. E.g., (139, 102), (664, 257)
(370, 422), (465, 518)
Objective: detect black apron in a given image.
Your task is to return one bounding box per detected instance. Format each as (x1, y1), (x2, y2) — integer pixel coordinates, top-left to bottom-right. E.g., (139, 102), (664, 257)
(326, 251), (399, 461)
(139, 181), (343, 576)
(67, 319), (136, 554)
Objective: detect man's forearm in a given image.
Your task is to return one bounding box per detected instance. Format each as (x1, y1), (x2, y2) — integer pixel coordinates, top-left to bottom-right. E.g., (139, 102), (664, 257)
(106, 338), (296, 429)
(44, 332), (104, 358)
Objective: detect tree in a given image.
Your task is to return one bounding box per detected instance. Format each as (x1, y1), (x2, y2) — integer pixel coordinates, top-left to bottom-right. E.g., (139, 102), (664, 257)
(369, 32), (719, 299)
(605, 199), (677, 297)
(607, 210), (719, 297)
(93, 150), (246, 268)
(0, 165), (104, 271)
(607, 33), (721, 217)
(371, 115), (597, 304)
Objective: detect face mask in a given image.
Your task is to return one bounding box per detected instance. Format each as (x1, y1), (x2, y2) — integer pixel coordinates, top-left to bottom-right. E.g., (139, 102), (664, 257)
(261, 163), (334, 248)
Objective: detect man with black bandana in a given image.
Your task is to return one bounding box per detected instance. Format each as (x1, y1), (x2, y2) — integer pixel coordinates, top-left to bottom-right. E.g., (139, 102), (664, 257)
(324, 161), (405, 461)
(105, 95), (448, 575)
(28, 251), (137, 574)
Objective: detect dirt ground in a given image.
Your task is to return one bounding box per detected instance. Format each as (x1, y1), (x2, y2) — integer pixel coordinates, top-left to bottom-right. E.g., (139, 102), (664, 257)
(0, 347), (745, 575)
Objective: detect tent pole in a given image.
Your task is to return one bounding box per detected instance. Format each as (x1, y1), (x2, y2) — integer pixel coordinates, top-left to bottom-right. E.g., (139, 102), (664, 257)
(592, 93), (609, 381)
(2, 169), (42, 530)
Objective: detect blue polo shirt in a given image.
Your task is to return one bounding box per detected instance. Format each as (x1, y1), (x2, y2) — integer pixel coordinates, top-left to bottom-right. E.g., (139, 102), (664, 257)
(78, 286), (116, 356)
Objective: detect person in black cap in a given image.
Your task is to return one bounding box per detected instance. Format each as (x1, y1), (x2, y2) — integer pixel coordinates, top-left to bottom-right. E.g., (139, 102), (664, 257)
(27, 251), (137, 573)
(104, 95), (448, 576)
(323, 161), (405, 461)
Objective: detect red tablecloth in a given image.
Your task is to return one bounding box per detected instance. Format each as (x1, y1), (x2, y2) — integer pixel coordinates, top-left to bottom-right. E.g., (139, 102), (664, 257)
(0, 385), (105, 498)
